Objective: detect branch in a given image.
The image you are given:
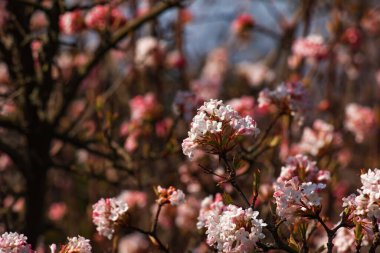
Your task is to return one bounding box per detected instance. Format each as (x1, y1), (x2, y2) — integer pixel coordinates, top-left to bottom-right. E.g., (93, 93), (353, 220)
(0, 116), (26, 134)
(53, 0), (183, 127)
(0, 139), (27, 176)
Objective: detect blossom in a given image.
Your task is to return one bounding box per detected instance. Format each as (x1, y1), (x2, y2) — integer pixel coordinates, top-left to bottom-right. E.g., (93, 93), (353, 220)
(276, 154), (330, 184)
(296, 120), (341, 156)
(85, 6), (126, 31)
(59, 11), (84, 35)
(274, 177), (326, 221)
(258, 82), (309, 124)
(0, 232), (31, 253)
(344, 103), (376, 143)
(129, 92), (161, 122)
(292, 34), (328, 60)
(92, 198), (129, 239)
(201, 204), (266, 253)
(53, 236), (92, 253)
(343, 169), (380, 222)
(156, 186), (186, 206)
(182, 99), (260, 158)
(197, 194), (225, 229)
(116, 190), (147, 209)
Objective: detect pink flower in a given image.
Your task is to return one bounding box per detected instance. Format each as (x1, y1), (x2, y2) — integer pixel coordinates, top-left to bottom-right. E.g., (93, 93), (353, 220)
(344, 103), (376, 143)
(30, 11), (48, 31)
(296, 119), (341, 156)
(85, 6), (126, 31)
(292, 34), (328, 60)
(135, 36), (166, 68)
(129, 93), (160, 122)
(197, 194), (224, 229)
(59, 11), (84, 35)
(52, 236), (92, 253)
(258, 82), (309, 124)
(236, 61), (275, 87)
(342, 27), (361, 49)
(48, 202), (67, 221)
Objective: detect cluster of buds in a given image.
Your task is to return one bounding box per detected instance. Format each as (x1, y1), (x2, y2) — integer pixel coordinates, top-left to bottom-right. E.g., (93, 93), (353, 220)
(155, 186), (186, 206)
(344, 103), (377, 143)
(50, 236), (92, 253)
(197, 195), (266, 253)
(296, 119), (341, 157)
(182, 99), (260, 158)
(92, 197), (129, 239)
(59, 5), (127, 35)
(0, 232), (32, 253)
(258, 82), (309, 124)
(273, 155), (329, 221)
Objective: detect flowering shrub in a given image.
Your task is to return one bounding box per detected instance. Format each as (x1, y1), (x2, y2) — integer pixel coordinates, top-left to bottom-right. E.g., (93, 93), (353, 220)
(1, 1), (380, 253)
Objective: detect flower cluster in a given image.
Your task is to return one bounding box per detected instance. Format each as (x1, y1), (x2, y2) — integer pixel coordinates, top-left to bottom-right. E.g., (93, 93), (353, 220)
(155, 186), (186, 206)
(274, 155), (329, 221)
(332, 228), (357, 253)
(227, 96), (255, 117)
(274, 177), (326, 221)
(258, 82), (309, 124)
(342, 169), (380, 222)
(292, 34), (328, 60)
(277, 155), (330, 184)
(51, 236), (92, 253)
(92, 197), (129, 239)
(296, 119), (341, 156)
(182, 99), (260, 158)
(129, 92), (160, 122)
(85, 6), (126, 31)
(344, 103), (376, 143)
(135, 37), (166, 69)
(59, 11), (84, 35)
(0, 232), (31, 253)
(198, 198), (266, 253)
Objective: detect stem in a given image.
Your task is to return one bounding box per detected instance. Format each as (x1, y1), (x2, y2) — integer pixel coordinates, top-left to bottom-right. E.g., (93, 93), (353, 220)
(151, 204), (163, 233)
(130, 226), (169, 253)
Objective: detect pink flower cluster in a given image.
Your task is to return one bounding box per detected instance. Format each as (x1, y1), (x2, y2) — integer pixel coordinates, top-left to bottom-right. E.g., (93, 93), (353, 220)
(296, 119), (341, 156)
(344, 103), (377, 143)
(292, 34), (328, 60)
(273, 155), (329, 221)
(342, 169), (380, 223)
(197, 195), (266, 253)
(135, 37), (166, 69)
(0, 232), (32, 253)
(156, 186), (186, 206)
(182, 99), (260, 158)
(129, 92), (160, 122)
(227, 96), (255, 117)
(92, 197), (129, 239)
(258, 82), (309, 124)
(50, 236), (92, 253)
(59, 5), (126, 35)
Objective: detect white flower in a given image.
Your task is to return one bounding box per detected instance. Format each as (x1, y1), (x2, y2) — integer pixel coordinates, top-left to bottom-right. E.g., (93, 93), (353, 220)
(66, 236), (92, 253)
(182, 99), (260, 158)
(0, 232), (30, 253)
(92, 198), (129, 239)
(203, 204), (266, 253)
